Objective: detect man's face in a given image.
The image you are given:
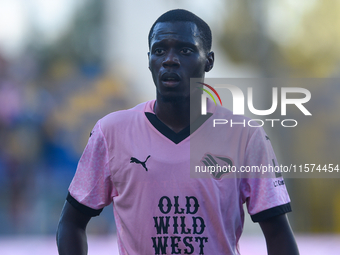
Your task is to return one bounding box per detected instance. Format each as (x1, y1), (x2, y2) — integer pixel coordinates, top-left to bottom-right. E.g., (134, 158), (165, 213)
(148, 22), (212, 101)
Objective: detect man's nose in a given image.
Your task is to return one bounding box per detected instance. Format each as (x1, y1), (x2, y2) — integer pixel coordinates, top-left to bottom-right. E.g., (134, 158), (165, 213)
(162, 49), (180, 68)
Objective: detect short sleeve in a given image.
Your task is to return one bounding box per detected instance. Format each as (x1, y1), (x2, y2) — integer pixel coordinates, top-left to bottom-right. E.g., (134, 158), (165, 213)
(241, 127), (292, 222)
(68, 120), (115, 216)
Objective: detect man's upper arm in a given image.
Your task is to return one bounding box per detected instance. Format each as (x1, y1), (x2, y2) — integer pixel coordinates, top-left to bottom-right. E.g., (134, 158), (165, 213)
(57, 201), (93, 255)
(58, 201), (92, 231)
(259, 214), (299, 255)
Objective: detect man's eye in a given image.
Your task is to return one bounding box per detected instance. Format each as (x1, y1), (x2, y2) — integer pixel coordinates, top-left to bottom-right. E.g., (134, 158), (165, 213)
(181, 48), (193, 54)
(154, 49), (165, 55)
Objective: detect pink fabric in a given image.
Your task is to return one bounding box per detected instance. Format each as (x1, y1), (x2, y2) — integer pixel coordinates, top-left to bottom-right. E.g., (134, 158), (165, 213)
(69, 99), (291, 255)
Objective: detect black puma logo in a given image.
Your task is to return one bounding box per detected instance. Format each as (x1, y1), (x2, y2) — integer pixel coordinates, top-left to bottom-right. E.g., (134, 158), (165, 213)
(265, 136), (270, 141)
(130, 155), (151, 171)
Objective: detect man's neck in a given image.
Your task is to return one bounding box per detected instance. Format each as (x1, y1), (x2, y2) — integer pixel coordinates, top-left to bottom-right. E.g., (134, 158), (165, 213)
(154, 96), (201, 133)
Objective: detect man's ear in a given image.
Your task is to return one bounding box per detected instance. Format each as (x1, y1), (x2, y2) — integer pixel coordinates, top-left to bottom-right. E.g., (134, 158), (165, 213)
(147, 52), (151, 71)
(205, 51), (214, 72)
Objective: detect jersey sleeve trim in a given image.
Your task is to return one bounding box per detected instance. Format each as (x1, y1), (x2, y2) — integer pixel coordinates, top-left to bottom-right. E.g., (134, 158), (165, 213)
(250, 203), (292, 222)
(67, 192), (103, 217)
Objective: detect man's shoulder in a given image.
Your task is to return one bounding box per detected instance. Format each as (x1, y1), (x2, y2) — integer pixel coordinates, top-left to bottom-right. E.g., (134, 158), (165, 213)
(98, 100), (153, 130)
(213, 103), (254, 123)
(212, 103), (267, 138)
(207, 98), (252, 122)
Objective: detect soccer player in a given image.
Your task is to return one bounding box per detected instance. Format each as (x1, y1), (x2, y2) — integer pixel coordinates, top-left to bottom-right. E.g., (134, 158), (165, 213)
(57, 9), (299, 255)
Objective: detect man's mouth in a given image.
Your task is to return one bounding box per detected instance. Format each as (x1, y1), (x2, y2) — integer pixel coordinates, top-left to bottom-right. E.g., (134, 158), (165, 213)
(161, 73), (181, 87)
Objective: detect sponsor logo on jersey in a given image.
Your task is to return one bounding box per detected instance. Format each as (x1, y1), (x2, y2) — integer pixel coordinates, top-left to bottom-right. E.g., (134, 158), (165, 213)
(273, 179), (285, 187)
(200, 153), (233, 179)
(130, 155), (151, 171)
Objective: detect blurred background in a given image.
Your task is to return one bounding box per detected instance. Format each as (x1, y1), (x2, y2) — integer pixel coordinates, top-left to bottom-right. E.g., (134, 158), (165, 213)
(0, 0), (339, 254)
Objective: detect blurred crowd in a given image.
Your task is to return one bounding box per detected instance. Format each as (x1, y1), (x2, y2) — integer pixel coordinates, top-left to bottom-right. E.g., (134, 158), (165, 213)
(0, 48), (129, 234)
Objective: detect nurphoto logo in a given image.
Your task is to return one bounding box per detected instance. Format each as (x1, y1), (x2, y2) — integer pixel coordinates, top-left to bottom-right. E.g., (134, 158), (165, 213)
(200, 83), (312, 128)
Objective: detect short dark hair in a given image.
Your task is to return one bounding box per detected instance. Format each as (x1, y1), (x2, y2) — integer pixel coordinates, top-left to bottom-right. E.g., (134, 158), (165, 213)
(148, 9), (212, 52)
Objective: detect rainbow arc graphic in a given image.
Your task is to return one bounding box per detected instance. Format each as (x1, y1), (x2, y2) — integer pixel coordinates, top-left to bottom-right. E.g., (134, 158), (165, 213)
(198, 82), (222, 106)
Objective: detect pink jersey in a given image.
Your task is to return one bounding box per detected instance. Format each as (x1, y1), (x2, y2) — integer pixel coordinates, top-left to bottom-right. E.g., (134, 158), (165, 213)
(68, 99), (291, 255)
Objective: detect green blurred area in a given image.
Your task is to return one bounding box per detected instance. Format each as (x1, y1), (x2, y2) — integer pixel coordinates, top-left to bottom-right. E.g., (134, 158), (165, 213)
(218, 0), (340, 233)
(0, 0), (339, 235)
